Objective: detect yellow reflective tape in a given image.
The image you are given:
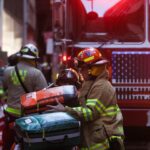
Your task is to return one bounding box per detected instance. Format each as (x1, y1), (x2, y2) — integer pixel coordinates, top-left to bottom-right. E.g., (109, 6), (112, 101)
(102, 107), (116, 117)
(82, 108), (87, 121)
(87, 99), (106, 113)
(87, 100), (121, 117)
(84, 107), (92, 121)
(106, 105), (120, 112)
(73, 107), (82, 111)
(102, 105), (121, 117)
(105, 106), (116, 111)
(20, 70), (27, 81)
(73, 107), (88, 120)
(102, 112), (117, 117)
(87, 108), (93, 121)
(105, 107), (116, 112)
(11, 70), (27, 85)
(74, 107), (93, 121)
(0, 89), (4, 95)
(95, 100), (106, 111)
(6, 107), (21, 116)
(87, 99), (106, 111)
(95, 105), (103, 114)
(111, 135), (123, 140)
(81, 139), (109, 150)
(11, 71), (19, 85)
(87, 102), (103, 114)
(90, 139), (109, 150)
(84, 56), (94, 63)
(117, 106), (121, 112)
(103, 110), (121, 117)
(86, 99), (97, 103)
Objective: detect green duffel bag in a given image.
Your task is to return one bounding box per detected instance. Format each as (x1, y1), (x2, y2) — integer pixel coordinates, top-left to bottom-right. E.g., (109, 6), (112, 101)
(15, 112), (81, 150)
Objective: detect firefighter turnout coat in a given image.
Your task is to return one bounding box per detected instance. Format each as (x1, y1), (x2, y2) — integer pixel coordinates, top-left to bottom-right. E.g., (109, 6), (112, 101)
(3, 61), (47, 116)
(65, 70), (124, 150)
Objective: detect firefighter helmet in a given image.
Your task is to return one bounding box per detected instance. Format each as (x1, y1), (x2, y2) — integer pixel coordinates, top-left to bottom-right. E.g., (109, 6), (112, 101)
(76, 47), (108, 67)
(18, 43), (39, 60)
(56, 68), (81, 89)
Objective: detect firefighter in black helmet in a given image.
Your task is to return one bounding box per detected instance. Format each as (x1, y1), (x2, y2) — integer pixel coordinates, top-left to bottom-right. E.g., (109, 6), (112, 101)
(56, 68), (83, 90)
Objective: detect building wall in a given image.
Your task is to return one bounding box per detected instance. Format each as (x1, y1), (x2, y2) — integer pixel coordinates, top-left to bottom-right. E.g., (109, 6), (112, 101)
(1, 0), (36, 56)
(2, 0), (23, 56)
(26, 0), (36, 43)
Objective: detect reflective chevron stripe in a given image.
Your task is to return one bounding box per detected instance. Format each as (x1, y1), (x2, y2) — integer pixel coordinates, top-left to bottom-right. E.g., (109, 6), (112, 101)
(81, 135), (124, 150)
(86, 99), (105, 114)
(102, 105), (121, 117)
(73, 99), (120, 121)
(73, 107), (92, 121)
(5, 107), (21, 116)
(81, 139), (109, 150)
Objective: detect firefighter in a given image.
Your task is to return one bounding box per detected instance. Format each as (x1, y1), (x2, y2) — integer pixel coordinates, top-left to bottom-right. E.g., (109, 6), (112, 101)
(56, 68), (83, 90)
(2, 43), (48, 150)
(48, 48), (125, 150)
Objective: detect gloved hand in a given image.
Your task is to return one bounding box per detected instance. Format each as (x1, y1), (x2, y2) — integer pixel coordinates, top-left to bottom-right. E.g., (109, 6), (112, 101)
(47, 99), (66, 112)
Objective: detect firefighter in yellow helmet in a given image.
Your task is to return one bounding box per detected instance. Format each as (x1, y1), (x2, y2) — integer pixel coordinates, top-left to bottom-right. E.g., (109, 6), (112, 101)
(48, 48), (125, 150)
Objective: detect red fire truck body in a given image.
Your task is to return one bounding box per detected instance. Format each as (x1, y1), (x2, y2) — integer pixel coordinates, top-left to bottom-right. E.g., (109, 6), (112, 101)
(52, 0), (150, 141)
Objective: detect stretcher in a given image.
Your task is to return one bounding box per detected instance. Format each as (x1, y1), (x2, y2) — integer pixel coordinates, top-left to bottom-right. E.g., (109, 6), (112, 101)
(21, 85), (78, 115)
(15, 112), (81, 150)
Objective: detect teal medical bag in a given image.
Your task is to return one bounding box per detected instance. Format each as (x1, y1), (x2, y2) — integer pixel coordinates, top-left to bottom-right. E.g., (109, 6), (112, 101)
(15, 112), (81, 150)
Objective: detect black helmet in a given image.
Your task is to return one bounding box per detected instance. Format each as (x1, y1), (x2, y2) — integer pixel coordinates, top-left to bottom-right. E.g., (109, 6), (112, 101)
(56, 68), (81, 89)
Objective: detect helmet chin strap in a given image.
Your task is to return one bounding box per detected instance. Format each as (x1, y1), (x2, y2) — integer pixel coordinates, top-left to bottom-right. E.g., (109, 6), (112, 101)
(87, 65), (107, 80)
(89, 75), (97, 80)
(88, 68), (97, 80)
(82, 68), (96, 80)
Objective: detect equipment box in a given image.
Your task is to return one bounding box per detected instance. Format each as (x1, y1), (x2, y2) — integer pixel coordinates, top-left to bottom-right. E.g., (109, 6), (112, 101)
(15, 112), (80, 150)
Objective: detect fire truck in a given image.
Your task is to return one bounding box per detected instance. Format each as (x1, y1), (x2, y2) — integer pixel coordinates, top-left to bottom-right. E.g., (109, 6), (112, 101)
(52, 0), (150, 146)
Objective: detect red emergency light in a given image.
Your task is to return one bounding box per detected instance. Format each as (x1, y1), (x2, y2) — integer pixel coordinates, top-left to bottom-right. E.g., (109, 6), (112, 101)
(62, 55), (72, 62)
(62, 55), (67, 62)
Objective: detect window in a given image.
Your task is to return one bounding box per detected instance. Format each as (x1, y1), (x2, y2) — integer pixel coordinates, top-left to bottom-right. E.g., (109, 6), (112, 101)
(73, 0), (145, 43)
